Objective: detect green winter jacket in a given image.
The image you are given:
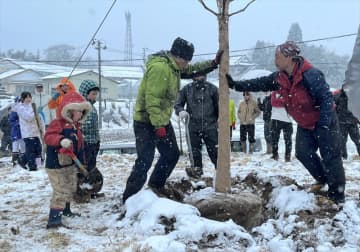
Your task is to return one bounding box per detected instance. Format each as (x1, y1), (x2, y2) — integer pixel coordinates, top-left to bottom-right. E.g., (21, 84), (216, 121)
(134, 51), (215, 128)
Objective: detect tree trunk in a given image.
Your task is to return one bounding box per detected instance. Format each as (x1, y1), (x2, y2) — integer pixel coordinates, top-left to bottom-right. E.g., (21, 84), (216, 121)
(215, 1), (231, 193)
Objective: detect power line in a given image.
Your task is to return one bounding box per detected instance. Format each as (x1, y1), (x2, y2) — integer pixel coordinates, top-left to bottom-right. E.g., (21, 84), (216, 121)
(32, 31), (357, 65)
(67, 0), (117, 79)
(197, 32), (358, 56)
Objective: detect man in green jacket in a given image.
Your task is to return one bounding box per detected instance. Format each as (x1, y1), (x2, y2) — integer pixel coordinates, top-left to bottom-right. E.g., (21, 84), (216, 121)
(122, 37), (222, 203)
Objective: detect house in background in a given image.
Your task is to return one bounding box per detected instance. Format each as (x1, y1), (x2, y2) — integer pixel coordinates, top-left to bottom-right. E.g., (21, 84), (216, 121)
(99, 65), (143, 100)
(0, 69), (44, 95)
(0, 58), (72, 95)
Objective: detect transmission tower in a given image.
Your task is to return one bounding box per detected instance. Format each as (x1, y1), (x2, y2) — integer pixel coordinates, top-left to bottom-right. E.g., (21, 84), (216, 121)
(124, 11), (133, 65)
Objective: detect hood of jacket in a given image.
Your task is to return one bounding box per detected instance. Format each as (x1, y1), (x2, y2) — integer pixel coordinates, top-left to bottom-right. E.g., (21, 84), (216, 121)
(79, 79), (99, 104)
(59, 92), (92, 123)
(55, 77), (76, 95)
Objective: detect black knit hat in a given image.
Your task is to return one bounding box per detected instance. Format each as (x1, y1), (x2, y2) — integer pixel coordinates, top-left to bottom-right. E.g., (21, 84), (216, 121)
(170, 37), (194, 61)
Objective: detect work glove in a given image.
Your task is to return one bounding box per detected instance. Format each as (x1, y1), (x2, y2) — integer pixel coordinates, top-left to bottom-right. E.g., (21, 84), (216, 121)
(226, 74), (235, 89)
(179, 111), (189, 120)
(52, 92), (61, 100)
(212, 50), (224, 66)
(232, 122), (236, 130)
(155, 127), (167, 138)
(60, 138), (73, 149)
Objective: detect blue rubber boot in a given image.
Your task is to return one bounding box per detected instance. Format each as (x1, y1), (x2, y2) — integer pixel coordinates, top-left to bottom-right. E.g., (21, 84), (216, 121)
(46, 208), (62, 229)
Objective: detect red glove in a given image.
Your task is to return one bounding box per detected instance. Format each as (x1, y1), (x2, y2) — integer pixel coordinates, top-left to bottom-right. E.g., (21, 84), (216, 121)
(156, 127), (167, 138)
(231, 122), (236, 130)
(58, 147), (74, 158)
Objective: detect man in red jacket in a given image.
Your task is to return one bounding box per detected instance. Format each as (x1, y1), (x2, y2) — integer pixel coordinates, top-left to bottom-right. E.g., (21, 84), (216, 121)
(226, 41), (345, 204)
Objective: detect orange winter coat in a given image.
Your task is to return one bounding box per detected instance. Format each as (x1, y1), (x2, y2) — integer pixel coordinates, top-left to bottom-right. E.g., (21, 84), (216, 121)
(48, 77), (76, 118)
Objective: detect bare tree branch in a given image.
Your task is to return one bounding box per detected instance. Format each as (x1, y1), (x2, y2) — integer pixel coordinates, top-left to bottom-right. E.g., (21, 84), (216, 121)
(229, 0), (256, 17)
(198, 0), (218, 16)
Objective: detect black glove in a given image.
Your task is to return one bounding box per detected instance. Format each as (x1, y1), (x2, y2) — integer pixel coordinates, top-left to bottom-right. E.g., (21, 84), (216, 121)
(212, 50), (224, 66)
(226, 74), (235, 89)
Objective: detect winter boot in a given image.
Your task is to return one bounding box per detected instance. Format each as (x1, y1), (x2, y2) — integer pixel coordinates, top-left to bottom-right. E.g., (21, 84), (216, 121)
(265, 143), (272, 154)
(271, 152), (279, 161)
(46, 208), (63, 229)
(241, 141), (247, 153)
(12, 152), (19, 167)
(249, 143), (255, 154)
(327, 185), (345, 204)
(285, 154), (291, 162)
(17, 155), (28, 170)
(62, 202), (81, 217)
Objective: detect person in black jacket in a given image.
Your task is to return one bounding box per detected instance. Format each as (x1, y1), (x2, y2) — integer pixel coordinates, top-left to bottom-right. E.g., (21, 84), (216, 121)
(174, 74), (219, 179)
(0, 107), (12, 156)
(257, 93), (272, 154)
(334, 87), (360, 159)
(226, 41), (345, 204)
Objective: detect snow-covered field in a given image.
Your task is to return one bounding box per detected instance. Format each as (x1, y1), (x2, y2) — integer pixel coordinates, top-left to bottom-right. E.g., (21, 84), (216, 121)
(1, 122), (360, 252)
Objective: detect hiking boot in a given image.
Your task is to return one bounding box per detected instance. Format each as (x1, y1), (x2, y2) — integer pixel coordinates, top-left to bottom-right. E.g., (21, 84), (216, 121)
(185, 166), (203, 179)
(46, 208), (63, 229)
(62, 202), (81, 217)
(285, 154), (291, 162)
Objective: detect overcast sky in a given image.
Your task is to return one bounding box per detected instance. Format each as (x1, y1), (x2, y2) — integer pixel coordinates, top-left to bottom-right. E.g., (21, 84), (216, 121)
(0, 0), (359, 63)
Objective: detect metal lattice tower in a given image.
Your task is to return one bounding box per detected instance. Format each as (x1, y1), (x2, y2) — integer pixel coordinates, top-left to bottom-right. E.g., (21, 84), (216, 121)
(124, 11), (133, 65)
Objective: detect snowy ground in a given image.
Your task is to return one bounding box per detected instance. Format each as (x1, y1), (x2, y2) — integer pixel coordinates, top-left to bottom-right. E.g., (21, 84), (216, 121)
(1, 124), (360, 252)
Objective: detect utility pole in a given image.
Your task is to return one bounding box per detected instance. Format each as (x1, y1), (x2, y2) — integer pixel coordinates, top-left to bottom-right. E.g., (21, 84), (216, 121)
(92, 39), (106, 129)
(124, 11), (133, 65)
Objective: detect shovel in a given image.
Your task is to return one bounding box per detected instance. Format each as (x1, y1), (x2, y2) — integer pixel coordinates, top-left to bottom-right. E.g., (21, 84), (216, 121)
(181, 114), (202, 179)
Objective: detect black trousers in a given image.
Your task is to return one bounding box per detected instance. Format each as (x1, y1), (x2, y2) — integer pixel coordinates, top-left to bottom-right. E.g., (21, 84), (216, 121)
(123, 121), (180, 203)
(295, 113), (345, 194)
(21, 137), (42, 170)
(264, 120), (272, 144)
(189, 126), (218, 169)
(84, 141), (100, 171)
(271, 119), (293, 156)
(240, 124), (255, 143)
(339, 123), (360, 158)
